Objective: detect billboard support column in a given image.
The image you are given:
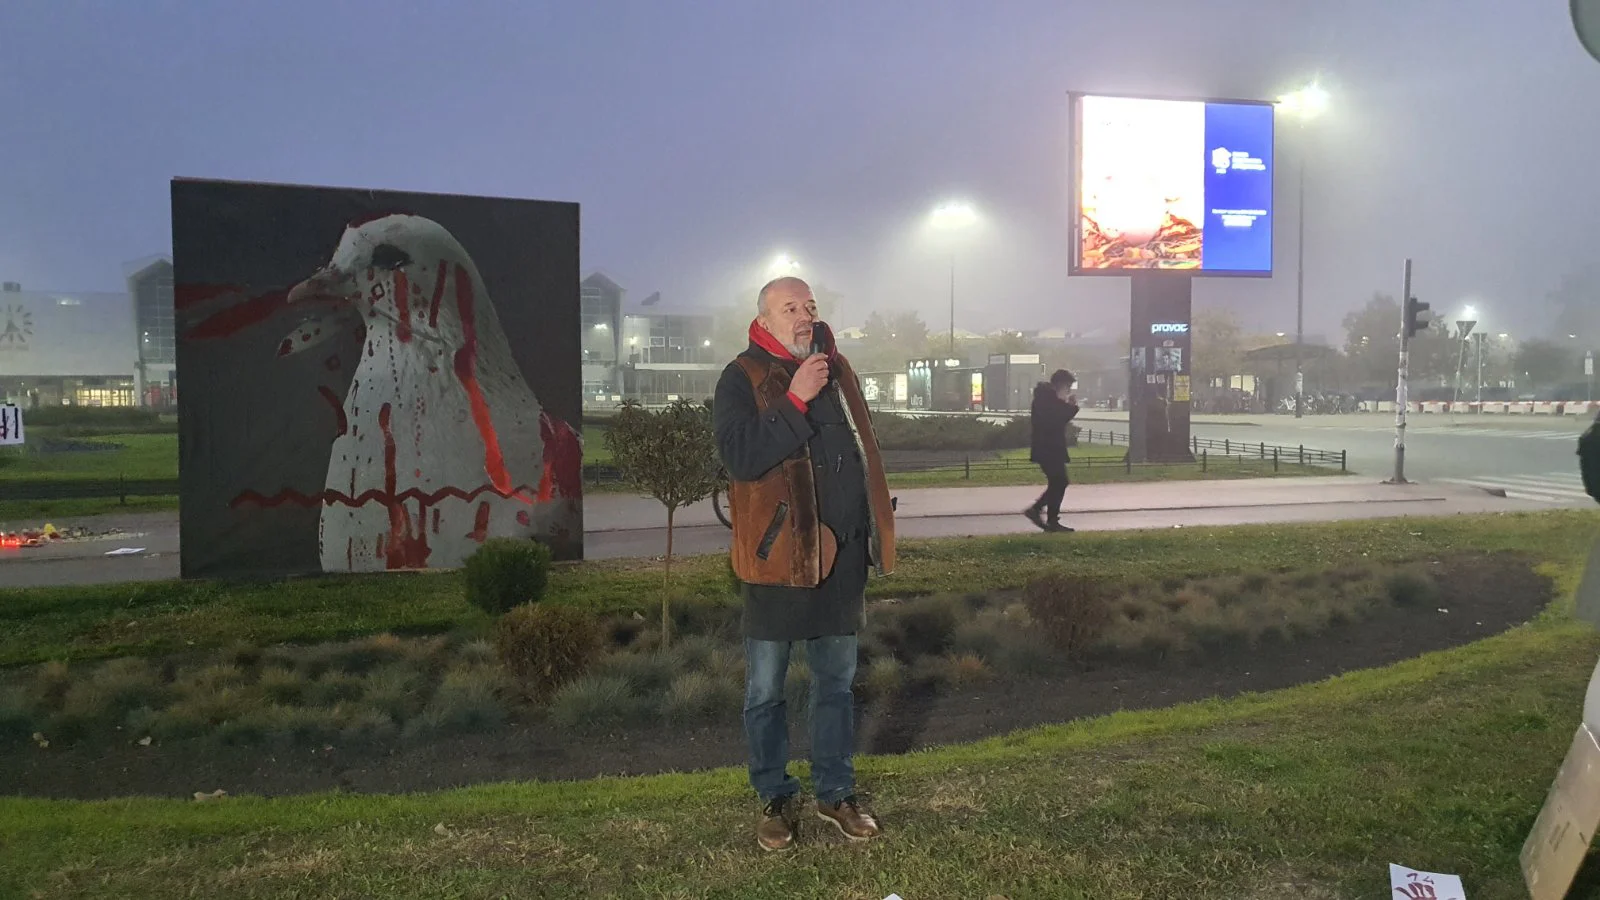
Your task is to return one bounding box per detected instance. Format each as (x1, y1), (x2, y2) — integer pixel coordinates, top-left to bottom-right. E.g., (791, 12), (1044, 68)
(1128, 273), (1195, 465)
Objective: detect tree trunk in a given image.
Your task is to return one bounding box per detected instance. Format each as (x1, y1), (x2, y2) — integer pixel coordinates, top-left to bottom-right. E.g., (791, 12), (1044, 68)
(662, 505), (675, 647)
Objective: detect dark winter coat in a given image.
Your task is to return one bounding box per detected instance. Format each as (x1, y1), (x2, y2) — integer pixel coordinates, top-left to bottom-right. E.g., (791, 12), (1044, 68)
(1029, 383), (1080, 465)
(713, 337), (896, 641)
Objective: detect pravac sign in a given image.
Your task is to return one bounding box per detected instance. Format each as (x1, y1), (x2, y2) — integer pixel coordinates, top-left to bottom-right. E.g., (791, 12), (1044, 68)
(1151, 323), (1189, 334)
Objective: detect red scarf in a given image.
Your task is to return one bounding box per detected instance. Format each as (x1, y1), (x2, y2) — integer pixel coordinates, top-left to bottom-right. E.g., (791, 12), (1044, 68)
(748, 319), (833, 411)
(748, 318), (838, 363)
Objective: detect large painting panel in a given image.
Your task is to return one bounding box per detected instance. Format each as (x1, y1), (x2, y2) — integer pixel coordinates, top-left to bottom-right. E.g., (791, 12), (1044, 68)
(173, 179), (582, 578)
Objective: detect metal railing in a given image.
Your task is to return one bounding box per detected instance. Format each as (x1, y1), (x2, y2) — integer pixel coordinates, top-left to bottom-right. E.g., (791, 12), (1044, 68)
(0, 430), (1346, 500)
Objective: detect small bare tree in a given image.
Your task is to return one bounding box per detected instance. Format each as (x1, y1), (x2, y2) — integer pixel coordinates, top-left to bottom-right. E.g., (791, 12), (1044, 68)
(604, 399), (722, 644)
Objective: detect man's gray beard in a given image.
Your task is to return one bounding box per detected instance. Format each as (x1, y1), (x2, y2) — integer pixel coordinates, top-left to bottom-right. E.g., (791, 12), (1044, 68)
(784, 341), (809, 359)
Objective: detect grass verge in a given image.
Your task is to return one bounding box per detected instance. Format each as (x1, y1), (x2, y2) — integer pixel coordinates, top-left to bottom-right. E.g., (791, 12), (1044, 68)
(2, 512), (1593, 669)
(1, 607), (1595, 897)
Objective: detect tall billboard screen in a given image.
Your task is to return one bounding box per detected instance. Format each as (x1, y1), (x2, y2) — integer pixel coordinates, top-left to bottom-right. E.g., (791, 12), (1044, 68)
(1069, 93), (1275, 276)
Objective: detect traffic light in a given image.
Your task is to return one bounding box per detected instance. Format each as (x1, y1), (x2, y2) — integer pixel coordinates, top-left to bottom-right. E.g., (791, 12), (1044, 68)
(1404, 296), (1430, 339)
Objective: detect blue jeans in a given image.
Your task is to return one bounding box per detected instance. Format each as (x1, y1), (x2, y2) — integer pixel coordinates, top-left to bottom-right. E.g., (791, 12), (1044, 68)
(744, 634), (858, 804)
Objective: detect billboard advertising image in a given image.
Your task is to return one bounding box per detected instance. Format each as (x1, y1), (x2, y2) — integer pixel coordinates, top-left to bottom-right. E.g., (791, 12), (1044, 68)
(1069, 93), (1274, 276)
(173, 179), (582, 580)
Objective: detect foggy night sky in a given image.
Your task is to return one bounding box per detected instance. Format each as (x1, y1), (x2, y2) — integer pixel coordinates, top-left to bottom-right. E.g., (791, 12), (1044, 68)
(1, 0), (1596, 340)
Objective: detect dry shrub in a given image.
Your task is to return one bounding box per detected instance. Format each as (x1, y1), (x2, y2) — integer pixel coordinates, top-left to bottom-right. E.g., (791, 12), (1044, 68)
(361, 665), (428, 720)
(950, 616), (1005, 661)
(674, 635), (720, 670)
(1023, 573), (1112, 661)
(306, 671), (366, 707)
(862, 657), (906, 699)
(946, 653), (993, 686)
(64, 658), (167, 722)
(592, 647), (686, 695)
(872, 595), (964, 661)
(662, 671), (740, 724)
(153, 688), (251, 740)
(328, 633), (410, 674)
(32, 661), (72, 710)
(1384, 569), (1439, 607)
(410, 666), (508, 737)
(1097, 617), (1188, 662)
(493, 603), (605, 696)
(548, 674), (650, 731)
(257, 666), (310, 705)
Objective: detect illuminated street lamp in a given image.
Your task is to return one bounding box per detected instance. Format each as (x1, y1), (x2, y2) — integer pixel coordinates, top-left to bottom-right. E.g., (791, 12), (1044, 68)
(929, 201), (979, 355)
(766, 253), (801, 280)
(1278, 81), (1330, 418)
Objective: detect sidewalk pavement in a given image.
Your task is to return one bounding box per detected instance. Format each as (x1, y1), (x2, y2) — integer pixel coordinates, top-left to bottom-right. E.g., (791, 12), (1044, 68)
(0, 476), (1554, 589)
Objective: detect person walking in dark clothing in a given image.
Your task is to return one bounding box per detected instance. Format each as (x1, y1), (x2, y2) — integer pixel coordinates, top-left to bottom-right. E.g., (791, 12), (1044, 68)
(1024, 368), (1079, 533)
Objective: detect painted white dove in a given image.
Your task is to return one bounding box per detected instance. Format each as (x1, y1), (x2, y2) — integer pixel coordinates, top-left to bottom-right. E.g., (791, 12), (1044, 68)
(275, 213), (580, 572)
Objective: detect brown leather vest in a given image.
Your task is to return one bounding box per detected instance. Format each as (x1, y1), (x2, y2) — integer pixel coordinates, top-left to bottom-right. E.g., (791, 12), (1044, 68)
(728, 353), (896, 588)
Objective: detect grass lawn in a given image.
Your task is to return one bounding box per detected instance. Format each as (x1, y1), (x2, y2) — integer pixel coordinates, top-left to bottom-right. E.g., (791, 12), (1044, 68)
(0, 431), (177, 482)
(1, 511), (1597, 896)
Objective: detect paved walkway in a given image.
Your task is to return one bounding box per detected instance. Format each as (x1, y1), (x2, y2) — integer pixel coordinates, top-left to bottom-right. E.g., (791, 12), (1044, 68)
(0, 477), (1561, 587)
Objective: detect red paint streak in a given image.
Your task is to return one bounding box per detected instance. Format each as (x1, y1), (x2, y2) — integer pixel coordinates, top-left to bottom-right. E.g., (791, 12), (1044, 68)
(378, 403), (430, 570)
(469, 501), (492, 543)
(432, 508), (441, 534)
(277, 338), (294, 357)
(516, 510), (531, 527)
(175, 283), (245, 310)
(451, 266), (512, 494)
(393, 269), (413, 343)
(185, 288), (292, 340)
(427, 262), (448, 328)
(324, 355), (341, 372)
(538, 412), (584, 501)
(229, 483), (540, 510)
(317, 385), (348, 436)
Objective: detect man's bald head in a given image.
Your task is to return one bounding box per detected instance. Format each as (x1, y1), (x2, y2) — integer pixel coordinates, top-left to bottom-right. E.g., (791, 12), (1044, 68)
(755, 276), (818, 359)
(757, 276), (812, 316)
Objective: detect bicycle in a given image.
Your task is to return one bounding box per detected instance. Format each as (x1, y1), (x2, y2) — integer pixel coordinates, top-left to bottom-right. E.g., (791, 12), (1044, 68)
(710, 466), (733, 528)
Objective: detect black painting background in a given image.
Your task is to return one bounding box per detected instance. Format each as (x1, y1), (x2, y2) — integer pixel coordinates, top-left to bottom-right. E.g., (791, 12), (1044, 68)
(172, 178), (580, 579)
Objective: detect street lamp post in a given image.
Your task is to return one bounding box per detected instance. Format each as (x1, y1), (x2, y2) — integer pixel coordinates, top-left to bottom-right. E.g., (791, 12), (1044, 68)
(1277, 83), (1329, 420)
(947, 257), (955, 356)
(929, 201), (978, 359)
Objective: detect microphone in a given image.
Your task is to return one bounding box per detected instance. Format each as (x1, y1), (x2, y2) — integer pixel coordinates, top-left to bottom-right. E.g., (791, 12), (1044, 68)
(809, 320), (835, 358)
(810, 320), (837, 386)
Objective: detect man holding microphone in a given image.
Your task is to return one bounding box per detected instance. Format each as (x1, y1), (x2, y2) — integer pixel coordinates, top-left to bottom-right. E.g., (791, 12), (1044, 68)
(713, 275), (897, 851)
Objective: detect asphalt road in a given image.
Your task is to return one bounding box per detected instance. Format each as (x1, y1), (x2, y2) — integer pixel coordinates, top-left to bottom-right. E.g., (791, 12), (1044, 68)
(900, 408), (1592, 503)
(1179, 414), (1591, 504)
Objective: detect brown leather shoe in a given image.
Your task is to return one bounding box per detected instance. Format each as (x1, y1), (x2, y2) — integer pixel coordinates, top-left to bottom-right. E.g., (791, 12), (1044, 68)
(757, 795), (797, 852)
(816, 795), (880, 841)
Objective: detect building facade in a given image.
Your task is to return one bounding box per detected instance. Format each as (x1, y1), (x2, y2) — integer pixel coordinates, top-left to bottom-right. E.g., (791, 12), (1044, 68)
(581, 271), (726, 406)
(620, 308), (721, 403)
(127, 257), (177, 406)
(580, 272), (624, 403)
(0, 281), (139, 407)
